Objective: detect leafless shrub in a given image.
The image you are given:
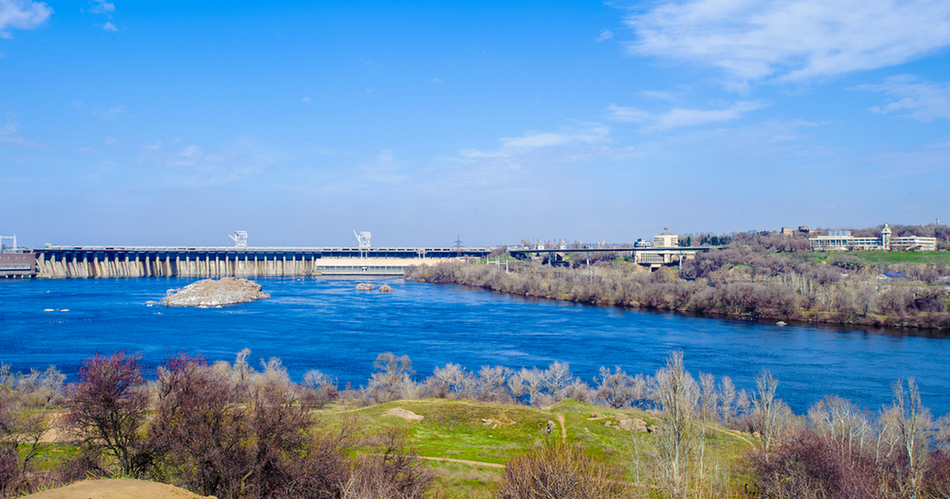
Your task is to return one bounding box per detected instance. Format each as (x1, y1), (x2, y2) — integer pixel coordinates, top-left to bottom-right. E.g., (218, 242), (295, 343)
(494, 441), (624, 499)
(64, 351), (152, 477)
(473, 365), (513, 403)
(746, 429), (883, 499)
(301, 369), (339, 409)
(343, 427), (434, 499)
(366, 353), (416, 403)
(150, 353), (250, 497)
(595, 366), (636, 409)
(423, 363), (475, 399)
(0, 364), (65, 410)
(0, 393), (48, 496)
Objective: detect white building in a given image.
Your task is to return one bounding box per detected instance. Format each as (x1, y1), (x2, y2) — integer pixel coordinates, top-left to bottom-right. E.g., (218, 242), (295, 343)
(809, 224), (937, 251)
(653, 233), (679, 248)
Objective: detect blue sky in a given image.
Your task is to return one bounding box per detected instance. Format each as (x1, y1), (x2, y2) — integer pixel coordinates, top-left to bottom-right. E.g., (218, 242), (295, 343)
(2, 0), (949, 247)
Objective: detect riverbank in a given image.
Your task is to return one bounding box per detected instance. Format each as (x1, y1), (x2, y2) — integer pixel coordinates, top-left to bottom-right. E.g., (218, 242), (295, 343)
(404, 260), (950, 331)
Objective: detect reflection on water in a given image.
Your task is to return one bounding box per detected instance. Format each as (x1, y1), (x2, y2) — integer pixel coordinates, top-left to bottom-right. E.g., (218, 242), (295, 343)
(1, 276), (948, 415)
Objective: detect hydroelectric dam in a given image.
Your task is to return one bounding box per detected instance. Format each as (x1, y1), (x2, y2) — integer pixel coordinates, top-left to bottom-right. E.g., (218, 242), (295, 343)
(22, 245), (493, 278)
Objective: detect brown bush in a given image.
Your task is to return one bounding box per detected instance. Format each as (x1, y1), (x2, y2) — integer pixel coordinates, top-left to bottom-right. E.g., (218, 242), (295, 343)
(64, 351), (152, 477)
(494, 441), (624, 499)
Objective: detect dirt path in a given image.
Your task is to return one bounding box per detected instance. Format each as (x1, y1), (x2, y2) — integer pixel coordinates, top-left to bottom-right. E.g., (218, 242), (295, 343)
(556, 414), (567, 440)
(21, 479), (206, 499)
(711, 426), (755, 447)
(415, 456), (506, 469)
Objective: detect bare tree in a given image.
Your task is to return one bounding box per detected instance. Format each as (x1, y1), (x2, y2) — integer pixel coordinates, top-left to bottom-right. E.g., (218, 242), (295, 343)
(893, 379), (932, 498)
(752, 370), (781, 452)
(367, 353), (415, 403)
(719, 376), (737, 425)
(424, 363), (474, 399)
(652, 351), (699, 498)
(474, 365), (512, 403)
(595, 366), (636, 409)
(301, 370), (339, 409)
(64, 351), (151, 477)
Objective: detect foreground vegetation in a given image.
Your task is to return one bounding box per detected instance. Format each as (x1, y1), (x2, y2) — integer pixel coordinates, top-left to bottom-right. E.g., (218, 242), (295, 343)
(3, 348), (950, 498)
(408, 231), (950, 330)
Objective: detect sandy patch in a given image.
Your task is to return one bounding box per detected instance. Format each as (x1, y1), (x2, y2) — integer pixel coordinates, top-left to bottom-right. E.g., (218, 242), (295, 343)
(383, 408), (424, 422)
(21, 479), (210, 499)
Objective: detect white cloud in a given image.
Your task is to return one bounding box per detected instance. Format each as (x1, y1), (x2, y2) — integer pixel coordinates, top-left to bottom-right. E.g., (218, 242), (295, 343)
(499, 124), (611, 150)
(102, 21), (116, 31)
(178, 144), (202, 159)
(596, 29), (613, 42)
(302, 96), (312, 103)
(441, 123), (631, 191)
(0, 0), (53, 39)
(101, 104), (126, 119)
(624, 0), (950, 84)
(856, 75), (950, 121)
(0, 121), (45, 148)
(432, 78), (443, 84)
(640, 90), (679, 102)
(136, 138), (274, 187)
(88, 0), (114, 14)
(608, 101), (767, 130)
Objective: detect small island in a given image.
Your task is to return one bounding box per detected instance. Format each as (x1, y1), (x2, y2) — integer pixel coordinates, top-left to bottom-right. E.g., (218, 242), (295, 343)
(164, 277), (270, 307)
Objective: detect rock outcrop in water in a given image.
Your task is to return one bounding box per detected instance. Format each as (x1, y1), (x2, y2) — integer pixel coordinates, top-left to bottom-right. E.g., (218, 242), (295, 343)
(164, 277), (270, 307)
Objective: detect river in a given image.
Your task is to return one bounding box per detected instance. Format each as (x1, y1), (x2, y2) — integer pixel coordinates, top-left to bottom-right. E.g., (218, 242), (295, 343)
(1, 276), (947, 415)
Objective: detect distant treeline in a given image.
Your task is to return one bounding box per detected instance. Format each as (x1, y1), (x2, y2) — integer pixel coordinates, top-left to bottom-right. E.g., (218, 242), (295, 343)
(3, 350), (950, 498)
(406, 234), (950, 329)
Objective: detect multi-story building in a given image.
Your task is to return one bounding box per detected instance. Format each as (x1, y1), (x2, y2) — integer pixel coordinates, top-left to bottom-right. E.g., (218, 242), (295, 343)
(809, 224), (937, 251)
(653, 233), (679, 248)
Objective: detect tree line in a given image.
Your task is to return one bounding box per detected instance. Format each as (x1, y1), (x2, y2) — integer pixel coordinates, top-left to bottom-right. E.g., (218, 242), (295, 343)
(407, 244), (950, 329)
(3, 350), (950, 498)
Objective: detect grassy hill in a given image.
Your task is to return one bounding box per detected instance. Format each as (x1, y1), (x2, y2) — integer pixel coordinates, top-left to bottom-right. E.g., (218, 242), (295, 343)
(316, 398), (757, 497)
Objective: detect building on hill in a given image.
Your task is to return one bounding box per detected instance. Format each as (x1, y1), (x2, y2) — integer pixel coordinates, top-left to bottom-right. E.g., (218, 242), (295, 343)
(809, 224), (937, 251)
(653, 233), (679, 248)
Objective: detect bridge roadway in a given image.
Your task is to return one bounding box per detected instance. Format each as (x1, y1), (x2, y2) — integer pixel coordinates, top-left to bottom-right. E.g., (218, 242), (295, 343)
(32, 245), (493, 278)
(509, 246), (713, 266)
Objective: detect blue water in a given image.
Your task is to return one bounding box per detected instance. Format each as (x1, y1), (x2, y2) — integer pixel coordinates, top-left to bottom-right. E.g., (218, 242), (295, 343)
(1, 276), (948, 416)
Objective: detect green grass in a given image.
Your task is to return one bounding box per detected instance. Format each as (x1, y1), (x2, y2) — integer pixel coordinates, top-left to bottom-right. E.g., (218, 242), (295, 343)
(318, 398), (757, 497)
(23, 398), (758, 498)
(794, 250), (950, 265)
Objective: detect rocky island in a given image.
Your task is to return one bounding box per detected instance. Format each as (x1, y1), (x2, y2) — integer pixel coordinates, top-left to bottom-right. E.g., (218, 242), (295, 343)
(164, 277), (270, 307)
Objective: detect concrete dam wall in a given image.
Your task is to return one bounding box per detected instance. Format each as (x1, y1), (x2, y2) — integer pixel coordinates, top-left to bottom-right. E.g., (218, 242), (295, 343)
(33, 246), (491, 278)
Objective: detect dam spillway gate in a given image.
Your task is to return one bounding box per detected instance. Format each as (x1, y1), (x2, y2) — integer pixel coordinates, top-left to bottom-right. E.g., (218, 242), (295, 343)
(32, 246), (493, 278)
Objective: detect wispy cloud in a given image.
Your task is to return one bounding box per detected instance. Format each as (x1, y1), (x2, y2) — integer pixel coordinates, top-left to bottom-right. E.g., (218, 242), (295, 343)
(102, 21), (116, 31)
(101, 105), (126, 119)
(596, 29), (613, 42)
(0, 0), (53, 39)
(136, 139), (276, 188)
(498, 124), (611, 150)
(302, 96), (312, 103)
(855, 75), (950, 121)
(624, 0), (950, 85)
(0, 121), (46, 148)
(443, 124), (633, 191)
(608, 101), (768, 130)
(88, 0), (114, 14)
